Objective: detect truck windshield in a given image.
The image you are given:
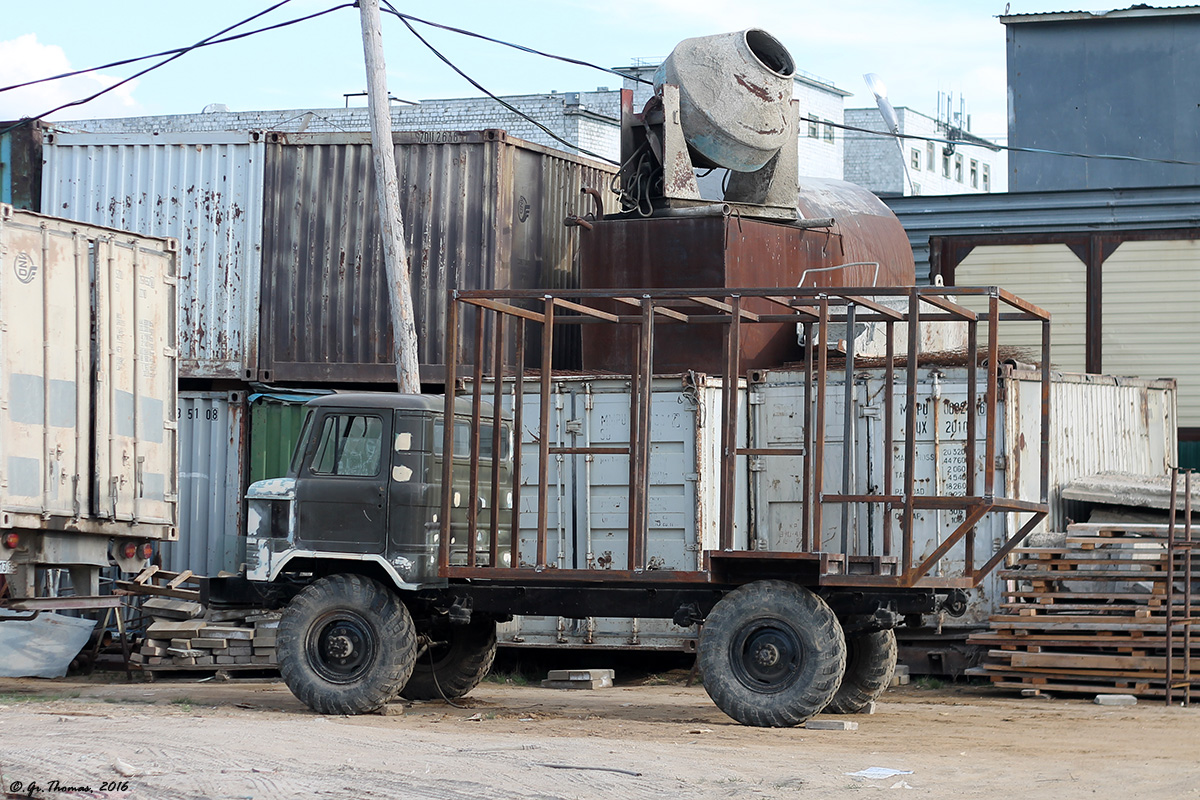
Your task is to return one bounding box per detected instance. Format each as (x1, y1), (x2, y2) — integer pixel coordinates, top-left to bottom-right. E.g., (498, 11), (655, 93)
(288, 410), (314, 477)
(310, 414), (383, 477)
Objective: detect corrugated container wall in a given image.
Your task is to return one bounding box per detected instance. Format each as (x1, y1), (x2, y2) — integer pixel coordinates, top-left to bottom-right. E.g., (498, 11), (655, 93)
(0, 207), (177, 537)
(168, 392), (246, 576)
(41, 131), (265, 380)
(248, 393), (325, 483)
(1, 120), (44, 211)
(258, 130), (617, 384)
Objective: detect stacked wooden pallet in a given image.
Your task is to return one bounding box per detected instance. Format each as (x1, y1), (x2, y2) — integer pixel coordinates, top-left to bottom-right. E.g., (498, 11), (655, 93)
(132, 597), (280, 672)
(116, 566), (281, 673)
(968, 522), (1198, 698)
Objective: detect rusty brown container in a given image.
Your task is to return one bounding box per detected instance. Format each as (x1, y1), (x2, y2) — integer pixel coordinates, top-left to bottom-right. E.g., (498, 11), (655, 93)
(580, 181), (914, 374)
(258, 130), (616, 384)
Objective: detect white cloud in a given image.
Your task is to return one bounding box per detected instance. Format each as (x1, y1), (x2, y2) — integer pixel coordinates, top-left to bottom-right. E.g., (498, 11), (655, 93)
(0, 34), (143, 120)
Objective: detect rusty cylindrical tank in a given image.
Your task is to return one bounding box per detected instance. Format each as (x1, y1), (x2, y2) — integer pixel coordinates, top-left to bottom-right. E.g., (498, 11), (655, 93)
(579, 179), (914, 374)
(655, 29), (796, 172)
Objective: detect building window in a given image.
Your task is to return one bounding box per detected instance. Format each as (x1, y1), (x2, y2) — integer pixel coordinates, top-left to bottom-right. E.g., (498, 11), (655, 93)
(970, 159), (979, 188)
(927, 142), (935, 171)
(954, 154), (963, 183)
(912, 182), (921, 195)
(911, 148), (921, 170)
(942, 150), (951, 178)
(982, 164), (991, 191)
(823, 119), (834, 142)
(807, 116), (819, 139)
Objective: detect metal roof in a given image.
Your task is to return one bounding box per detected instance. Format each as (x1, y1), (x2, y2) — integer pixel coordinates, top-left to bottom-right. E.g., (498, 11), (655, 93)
(1001, 6), (1200, 24)
(884, 185), (1200, 283)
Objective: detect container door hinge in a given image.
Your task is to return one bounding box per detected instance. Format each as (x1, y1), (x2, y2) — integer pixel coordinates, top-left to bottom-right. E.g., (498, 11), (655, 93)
(860, 405), (881, 419)
(747, 391), (764, 406)
(994, 455), (1007, 471)
(684, 473), (699, 482)
(749, 457), (767, 473)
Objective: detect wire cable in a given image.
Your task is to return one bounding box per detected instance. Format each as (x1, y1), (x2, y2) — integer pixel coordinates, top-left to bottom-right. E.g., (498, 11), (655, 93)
(389, 10), (653, 86)
(383, 1), (619, 165)
(827, 118), (1200, 168)
(0, 3), (354, 97)
(0, 1), (295, 136)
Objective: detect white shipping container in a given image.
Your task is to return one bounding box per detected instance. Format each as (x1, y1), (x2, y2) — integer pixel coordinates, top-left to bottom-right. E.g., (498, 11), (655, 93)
(498, 366), (1175, 648)
(41, 131), (265, 380)
(0, 206), (178, 592)
(168, 392), (246, 577)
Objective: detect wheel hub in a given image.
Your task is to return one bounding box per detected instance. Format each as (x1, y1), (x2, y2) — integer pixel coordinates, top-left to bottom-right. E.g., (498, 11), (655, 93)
(754, 642), (781, 667)
(731, 621), (803, 693)
(307, 613), (378, 684)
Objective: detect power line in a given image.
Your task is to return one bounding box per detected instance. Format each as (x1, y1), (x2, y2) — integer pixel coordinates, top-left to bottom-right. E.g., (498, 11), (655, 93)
(828, 118), (1200, 168)
(387, 10), (653, 86)
(383, 2), (619, 165)
(0, 1), (297, 136)
(0, 3), (355, 97)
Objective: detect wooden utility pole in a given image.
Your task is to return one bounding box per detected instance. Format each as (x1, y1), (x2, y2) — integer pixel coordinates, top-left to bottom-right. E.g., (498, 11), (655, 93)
(359, 0), (421, 393)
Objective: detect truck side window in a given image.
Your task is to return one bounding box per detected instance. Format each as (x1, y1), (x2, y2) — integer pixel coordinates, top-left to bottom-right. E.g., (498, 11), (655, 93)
(310, 415), (383, 477)
(433, 420), (509, 461)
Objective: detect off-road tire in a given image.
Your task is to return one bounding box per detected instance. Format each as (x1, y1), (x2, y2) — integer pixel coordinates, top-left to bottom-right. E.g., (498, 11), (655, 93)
(825, 629), (897, 714)
(277, 574), (416, 715)
(401, 617), (497, 701)
(698, 580), (846, 727)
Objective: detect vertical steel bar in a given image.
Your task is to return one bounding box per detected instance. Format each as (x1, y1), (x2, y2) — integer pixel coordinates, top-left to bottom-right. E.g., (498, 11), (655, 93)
(721, 296), (742, 552)
(984, 293), (999, 500)
(966, 318), (978, 498)
(489, 311), (504, 568)
(1184, 470), (1193, 706)
(802, 322), (814, 553)
(883, 320), (895, 557)
(635, 296), (655, 567)
(510, 317), (525, 569)
(902, 289), (920, 581)
(627, 317), (642, 567)
(813, 298), (828, 555)
(439, 293), (460, 574)
(1040, 318), (1052, 506)
(1167, 468), (1178, 706)
(841, 303), (856, 556)
(467, 311), (485, 567)
(536, 297), (554, 568)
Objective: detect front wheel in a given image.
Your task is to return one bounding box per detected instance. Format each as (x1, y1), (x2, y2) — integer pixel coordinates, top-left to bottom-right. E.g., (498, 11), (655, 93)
(401, 617), (497, 701)
(277, 574), (417, 715)
(698, 580), (846, 727)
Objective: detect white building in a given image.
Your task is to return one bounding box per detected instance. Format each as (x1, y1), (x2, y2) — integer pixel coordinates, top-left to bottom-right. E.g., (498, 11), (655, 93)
(843, 107), (1005, 197)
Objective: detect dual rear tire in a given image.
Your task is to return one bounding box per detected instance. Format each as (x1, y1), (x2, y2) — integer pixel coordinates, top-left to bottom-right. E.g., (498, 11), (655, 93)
(698, 580), (897, 726)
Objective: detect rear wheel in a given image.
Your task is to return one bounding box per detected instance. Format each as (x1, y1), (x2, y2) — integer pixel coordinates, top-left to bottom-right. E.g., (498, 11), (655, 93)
(277, 574), (417, 715)
(825, 629), (897, 714)
(401, 617), (497, 701)
(698, 580), (846, 727)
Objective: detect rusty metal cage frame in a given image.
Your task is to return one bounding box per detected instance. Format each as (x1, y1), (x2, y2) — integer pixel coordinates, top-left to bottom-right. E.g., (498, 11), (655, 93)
(439, 286), (1051, 590)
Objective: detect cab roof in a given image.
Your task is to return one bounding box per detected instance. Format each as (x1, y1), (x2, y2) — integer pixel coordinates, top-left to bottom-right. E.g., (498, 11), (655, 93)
(306, 392), (491, 415)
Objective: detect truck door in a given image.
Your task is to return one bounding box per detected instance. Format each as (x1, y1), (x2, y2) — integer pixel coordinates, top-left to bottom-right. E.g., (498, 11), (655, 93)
(295, 410), (389, 554)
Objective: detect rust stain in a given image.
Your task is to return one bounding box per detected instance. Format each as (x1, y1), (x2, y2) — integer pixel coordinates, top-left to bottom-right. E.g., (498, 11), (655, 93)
(734, 73), (772, 102)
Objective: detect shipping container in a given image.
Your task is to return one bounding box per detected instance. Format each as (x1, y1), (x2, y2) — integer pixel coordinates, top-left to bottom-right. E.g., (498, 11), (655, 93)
(257, 130), (618, 384)
(0, 120), (44, 211)
(167, 392), (246, 576)
(494, 365), (1175, 649)
(487, 373), (745, 651)
(247, 391), (330, 483)
(0, 206), (178, 596)
(41, 130), (266, 380)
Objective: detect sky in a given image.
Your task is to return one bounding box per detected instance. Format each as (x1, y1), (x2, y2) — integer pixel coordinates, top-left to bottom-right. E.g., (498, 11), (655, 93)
(1, 1), (1102, 143)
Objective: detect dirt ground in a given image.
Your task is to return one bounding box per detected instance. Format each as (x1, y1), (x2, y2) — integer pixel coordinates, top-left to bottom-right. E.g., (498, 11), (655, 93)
(1, 672), (1197, 800)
